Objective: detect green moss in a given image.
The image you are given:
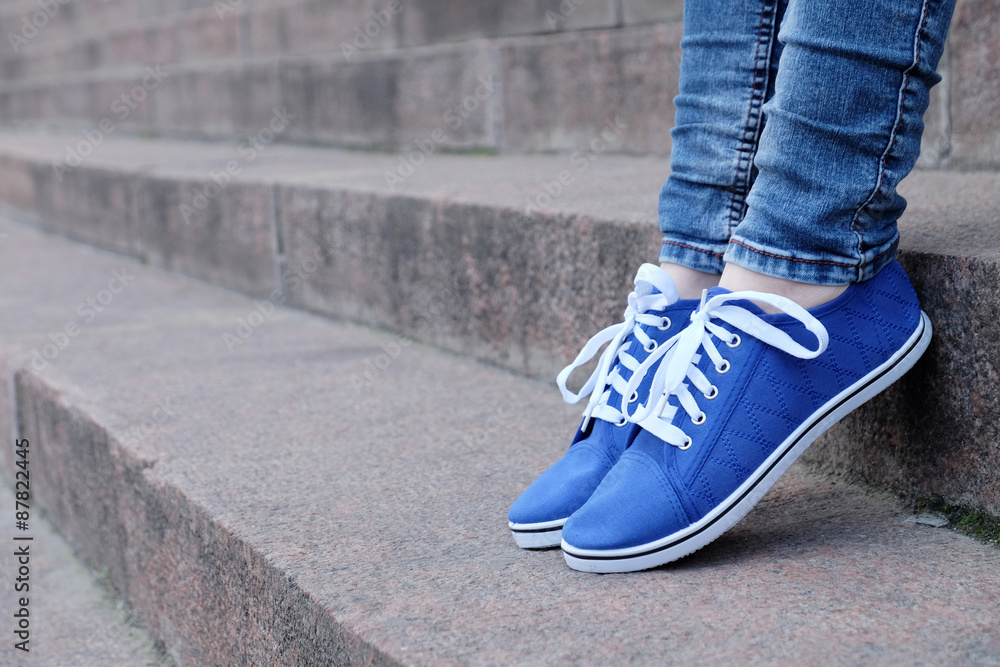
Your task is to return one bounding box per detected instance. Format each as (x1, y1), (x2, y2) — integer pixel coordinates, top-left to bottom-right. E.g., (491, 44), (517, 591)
(913, 498), (1000, 546)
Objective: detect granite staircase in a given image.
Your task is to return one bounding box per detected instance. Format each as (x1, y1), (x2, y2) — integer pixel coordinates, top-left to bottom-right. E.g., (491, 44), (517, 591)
(0, 0), (999, 664)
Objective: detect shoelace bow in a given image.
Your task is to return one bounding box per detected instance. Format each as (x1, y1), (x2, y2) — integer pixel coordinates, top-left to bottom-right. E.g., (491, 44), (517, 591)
(556, 264), (680, 429)
(621, 290), (830, 449)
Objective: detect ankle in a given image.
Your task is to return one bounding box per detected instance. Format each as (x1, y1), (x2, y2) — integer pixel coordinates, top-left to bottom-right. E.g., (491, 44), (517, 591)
(718, 263), (847, 313)
(659, 263), (720, 300)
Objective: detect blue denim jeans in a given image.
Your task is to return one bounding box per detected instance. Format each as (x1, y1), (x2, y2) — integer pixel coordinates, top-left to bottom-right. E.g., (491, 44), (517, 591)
(659, 0), (957, 284)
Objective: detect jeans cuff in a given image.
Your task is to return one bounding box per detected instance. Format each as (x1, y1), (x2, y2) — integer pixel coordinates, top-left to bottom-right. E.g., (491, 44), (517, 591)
(658, 237), (727, 275)
(723, 236), (899, 285)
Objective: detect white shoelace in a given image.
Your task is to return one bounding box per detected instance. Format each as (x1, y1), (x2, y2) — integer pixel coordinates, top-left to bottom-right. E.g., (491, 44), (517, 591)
(621, 290), (830, 449)
(556, 264), (680, 429)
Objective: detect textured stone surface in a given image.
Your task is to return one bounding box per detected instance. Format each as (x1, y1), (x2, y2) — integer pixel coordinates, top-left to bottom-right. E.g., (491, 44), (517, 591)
(804, 172), (1000, 514)
(261, 0), (397, 58)
(0, 131), (999, 516)
(34, 164), (143, 257)
(280, 55), (402, 148)
(5, 0), (995, 169)
(397, 0), (502, 46)
(621, 0), (685, 25)
(280, 44), (502, 150)
(276, 179), (657, 378)
(173, 9), (242, 62)
(0, 487), (173, 666)
(498, 0), (619, 36)
(132, 177), (280, 298)
(0, 0), (221, 81)
(915, 39), (951, 169)
(0, 134), (281, 297)
(947, 0), (1000, 168)
(1, 218), (1000, 664)
(805, 249), (1000, 514)
(153, 66), (240, 138)
(0, 24), (683, 154)
(394, 43), (502, 149)
(500, 24), (683, 155)
(0, 0), (619, 84)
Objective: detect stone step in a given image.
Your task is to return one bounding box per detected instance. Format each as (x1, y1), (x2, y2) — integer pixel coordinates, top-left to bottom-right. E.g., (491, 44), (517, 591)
(0, 0), (218, 54)
(0, 485), (173, 664)
(0, 0), (996, 165)
(0, 22), (685, 156)
(0, 128), (997, 517)
(0, 0), (682, 83)
(1, 216), (999, 664)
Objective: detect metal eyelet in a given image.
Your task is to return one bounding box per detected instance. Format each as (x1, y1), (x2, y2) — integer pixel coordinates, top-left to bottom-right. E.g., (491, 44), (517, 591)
(715, 360), (731, 374)
(657, 316), (671, 330)
(703, 385), (719, 400)
(644, 340), (657, 352)
(678, 436), (693, 450)
(616, 416), (628, 427)
(726, 334), (741, 349)
(628, 390), (638, 404)
(692, 412), (707, 426)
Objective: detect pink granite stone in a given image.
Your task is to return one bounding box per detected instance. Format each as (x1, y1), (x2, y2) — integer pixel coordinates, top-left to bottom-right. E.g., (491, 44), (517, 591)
(947, 0), (1000, 167)
(0, 131), (999, 519)
(500, 24), (682, 155)
(0, 218), (998, 664)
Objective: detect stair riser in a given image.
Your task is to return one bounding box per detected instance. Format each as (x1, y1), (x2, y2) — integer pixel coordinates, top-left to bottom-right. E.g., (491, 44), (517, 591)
(948, 0), (1000, 169)
(0, 23), (969, 165)
(804, 250), (1000, 514)
(0, 26), (683, 155)
(2, 0), (998, 167)
(0, 0), (218, 53)
(278, 186), (653, 376)
(1, 139), (998, 514)
(5, 368), (396, 666)
(0, 0), (685, 81)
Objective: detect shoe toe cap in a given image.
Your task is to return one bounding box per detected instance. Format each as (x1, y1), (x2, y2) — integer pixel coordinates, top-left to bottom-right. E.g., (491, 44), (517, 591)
(562, 450), (691, 551)
(508, 441), (615, 526)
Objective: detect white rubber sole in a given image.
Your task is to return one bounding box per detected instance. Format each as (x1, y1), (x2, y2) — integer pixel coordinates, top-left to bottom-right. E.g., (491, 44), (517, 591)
(562, 312), (932, 573)
(509, 518), (566, 549)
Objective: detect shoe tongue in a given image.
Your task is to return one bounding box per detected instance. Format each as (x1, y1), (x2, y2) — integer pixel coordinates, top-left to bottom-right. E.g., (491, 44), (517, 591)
(634, 264), (680, 304)
(703, 286), (766, 316)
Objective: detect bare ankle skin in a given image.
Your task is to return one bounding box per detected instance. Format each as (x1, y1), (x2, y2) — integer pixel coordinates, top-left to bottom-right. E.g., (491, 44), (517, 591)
(659, 262), (720, 300)
(718, 263), (848, 313)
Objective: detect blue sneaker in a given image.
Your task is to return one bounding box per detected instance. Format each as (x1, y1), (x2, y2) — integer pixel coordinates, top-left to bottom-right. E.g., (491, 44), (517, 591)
(508, 264), (699, 548)
(561, 261), (932, 571)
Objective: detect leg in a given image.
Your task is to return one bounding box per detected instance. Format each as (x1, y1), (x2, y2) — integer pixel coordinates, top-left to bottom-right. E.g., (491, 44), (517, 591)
(508, 0), (791, 547)
(659, 0), (789, 297)
(561, 0), (957, 572)
(723, 0), (956, 290)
